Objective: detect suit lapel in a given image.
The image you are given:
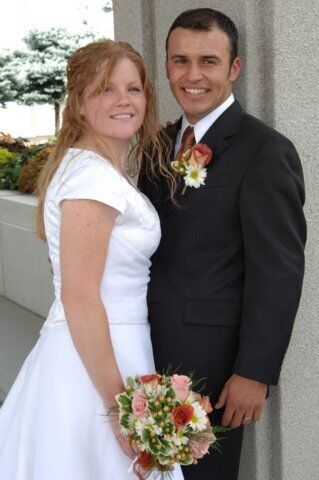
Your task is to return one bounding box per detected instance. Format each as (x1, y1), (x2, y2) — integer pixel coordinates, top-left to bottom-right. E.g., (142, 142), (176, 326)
(199, 100), (245, 165)
(165, 118), (182, 162)
(159, 101), (245, 214)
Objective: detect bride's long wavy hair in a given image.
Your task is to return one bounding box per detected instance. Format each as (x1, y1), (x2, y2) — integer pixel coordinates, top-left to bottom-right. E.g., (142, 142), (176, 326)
(36, 39), (175, 241)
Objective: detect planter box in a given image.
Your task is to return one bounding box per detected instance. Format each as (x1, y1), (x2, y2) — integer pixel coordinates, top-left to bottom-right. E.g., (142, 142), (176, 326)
(0, 191), (54, 317)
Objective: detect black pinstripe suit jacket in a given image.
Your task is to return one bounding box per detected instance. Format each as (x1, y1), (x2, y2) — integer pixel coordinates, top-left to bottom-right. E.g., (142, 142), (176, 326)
(139, 100), (306, 398)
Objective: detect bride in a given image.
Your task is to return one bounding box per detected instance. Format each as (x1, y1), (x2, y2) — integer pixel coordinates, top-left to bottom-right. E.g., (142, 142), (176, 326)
(0, 39), (183, 479)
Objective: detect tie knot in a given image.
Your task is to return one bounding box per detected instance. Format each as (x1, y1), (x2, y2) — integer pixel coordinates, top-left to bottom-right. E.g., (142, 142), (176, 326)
(181, 126), (195, 149)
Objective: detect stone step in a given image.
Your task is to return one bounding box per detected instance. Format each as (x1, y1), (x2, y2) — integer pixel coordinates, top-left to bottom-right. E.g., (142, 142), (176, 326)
(0, 296), (43, 403)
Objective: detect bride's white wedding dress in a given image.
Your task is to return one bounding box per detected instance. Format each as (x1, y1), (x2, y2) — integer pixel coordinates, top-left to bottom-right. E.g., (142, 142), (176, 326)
(0, 149), (184, 480)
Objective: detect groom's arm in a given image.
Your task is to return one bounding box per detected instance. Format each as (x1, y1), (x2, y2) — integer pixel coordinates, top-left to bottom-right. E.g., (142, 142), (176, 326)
(216, 135), (306, 427)
(234, 135), (306, 384)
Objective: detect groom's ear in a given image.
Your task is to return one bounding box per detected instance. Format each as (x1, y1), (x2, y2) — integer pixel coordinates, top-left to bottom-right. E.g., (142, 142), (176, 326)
(229, 57), (241, 82)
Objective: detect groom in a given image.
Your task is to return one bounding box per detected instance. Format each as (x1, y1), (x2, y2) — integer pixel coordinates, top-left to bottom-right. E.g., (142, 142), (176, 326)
(139, 8), (306, 480)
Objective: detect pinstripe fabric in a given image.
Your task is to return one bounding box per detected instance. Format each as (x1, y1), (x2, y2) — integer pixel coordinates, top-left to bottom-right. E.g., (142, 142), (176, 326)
(139, 101), (306, 479)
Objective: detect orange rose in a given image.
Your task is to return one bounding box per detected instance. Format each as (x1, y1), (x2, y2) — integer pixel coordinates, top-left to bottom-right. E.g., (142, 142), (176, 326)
(137, 450), (153, 470)
(189, 143), (212, 168)
(140, 373), (160, 384)
(172, 404), (194, 429)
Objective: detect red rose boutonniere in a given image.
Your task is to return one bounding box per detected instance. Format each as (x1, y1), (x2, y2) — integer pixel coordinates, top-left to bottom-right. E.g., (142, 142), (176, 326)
(171, 143), (213, 194)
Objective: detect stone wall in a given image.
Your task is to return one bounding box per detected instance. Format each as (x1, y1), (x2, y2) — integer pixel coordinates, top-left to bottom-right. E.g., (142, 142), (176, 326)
(113, 1), (319, 478)
(0, 191), (54, 317)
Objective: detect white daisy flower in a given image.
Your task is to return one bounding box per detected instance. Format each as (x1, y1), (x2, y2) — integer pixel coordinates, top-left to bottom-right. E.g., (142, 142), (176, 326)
(189, 402), (208, 432)
(144, 383), (167, 398)
(135, 416), (163, 437)
(184, 165), (207, 189)
(172, 430), (189, 447)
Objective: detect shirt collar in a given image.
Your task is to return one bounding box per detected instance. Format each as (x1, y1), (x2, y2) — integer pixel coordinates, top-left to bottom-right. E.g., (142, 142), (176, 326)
(179, 93), (235, 145)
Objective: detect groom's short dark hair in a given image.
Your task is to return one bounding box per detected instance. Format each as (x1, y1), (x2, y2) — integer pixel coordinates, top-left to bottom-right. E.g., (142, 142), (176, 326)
(166, 8), (238, 65)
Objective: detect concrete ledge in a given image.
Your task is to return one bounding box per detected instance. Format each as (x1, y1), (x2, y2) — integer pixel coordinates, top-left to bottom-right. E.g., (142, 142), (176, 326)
(0, 191), (54, 316)
(0, 296), (43, 403)
(0, 192), (37, 230)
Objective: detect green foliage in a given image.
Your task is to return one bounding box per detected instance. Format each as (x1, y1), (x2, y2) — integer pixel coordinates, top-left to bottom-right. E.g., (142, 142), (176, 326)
(18, 29), (92, 107)
(0, 147), (17, 165)
(0, 52), (20, 106)
(17, 145), (52, 194)
(116, 393), (132, 413)
(0, 139), (53, 192)
(102, 1), (113, 13)
(0, 28), (94, 109)
(0, 148), (23, 190)
(119, 414), (130, 430)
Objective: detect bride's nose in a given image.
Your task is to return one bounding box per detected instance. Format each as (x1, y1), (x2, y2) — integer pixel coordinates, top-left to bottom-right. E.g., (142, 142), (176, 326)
(116, 90), (130, 106)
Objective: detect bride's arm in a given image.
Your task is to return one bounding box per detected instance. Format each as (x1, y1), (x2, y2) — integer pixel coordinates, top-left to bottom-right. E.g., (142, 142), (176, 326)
(60, 198), (122, 407)
(59, 198), (135, 459)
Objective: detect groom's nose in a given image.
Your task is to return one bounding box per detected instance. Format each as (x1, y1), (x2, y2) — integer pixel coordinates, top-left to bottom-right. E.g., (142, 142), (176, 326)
(185, 61), (204, 82)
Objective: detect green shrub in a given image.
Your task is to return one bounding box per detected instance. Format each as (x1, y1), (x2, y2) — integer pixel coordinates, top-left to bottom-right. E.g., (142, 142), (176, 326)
(0, 136), (55, 192)
(0, 147), (23, 190)
(17, 145), (52, 194)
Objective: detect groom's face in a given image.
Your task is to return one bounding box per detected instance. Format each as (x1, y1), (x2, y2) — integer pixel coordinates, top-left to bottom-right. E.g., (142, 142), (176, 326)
(166, 27), (241, 124)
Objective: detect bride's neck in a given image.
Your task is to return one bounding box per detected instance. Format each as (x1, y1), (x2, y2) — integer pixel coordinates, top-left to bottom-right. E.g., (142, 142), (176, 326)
(73, 135), (129, 174)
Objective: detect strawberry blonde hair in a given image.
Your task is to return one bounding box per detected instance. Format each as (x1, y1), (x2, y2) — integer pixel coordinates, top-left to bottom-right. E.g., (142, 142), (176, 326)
(36, 39), (174, 240)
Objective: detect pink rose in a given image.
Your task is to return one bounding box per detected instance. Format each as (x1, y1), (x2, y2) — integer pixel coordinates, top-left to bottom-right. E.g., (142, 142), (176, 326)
(189, 143), (213, 168)
(189, 438), (211, 459)
(132, 390), (148, 418)
(171, 374), (191, 402)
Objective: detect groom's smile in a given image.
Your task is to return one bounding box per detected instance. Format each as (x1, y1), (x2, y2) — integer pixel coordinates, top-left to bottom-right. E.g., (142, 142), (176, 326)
(166, 27), (241, 124)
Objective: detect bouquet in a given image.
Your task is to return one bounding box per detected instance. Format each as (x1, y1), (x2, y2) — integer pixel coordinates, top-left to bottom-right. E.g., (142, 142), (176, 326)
(115, 371), (225, 479)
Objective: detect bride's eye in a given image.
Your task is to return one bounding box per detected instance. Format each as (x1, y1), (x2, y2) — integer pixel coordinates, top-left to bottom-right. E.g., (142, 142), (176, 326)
(103, 86), (113, 93)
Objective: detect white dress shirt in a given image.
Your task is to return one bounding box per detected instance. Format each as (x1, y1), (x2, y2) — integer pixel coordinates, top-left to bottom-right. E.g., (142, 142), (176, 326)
(174, 93), (235, 156)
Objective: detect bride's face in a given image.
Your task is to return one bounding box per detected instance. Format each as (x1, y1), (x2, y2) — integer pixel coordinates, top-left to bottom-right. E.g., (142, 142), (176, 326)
(80, 57), (146, 142)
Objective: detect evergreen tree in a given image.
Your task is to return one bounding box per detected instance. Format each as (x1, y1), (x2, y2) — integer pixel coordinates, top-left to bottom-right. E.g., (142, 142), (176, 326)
(0, 29), (93, 134)
(102, 1), (113, 13)
(0, 50), (23, 106)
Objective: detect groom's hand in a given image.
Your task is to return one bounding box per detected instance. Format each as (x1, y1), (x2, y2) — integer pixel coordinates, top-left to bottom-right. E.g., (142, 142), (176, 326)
(215, 374), (267, 428)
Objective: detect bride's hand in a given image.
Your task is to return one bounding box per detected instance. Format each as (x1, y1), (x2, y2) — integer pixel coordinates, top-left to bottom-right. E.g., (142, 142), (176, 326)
(111, 417), (136, 460)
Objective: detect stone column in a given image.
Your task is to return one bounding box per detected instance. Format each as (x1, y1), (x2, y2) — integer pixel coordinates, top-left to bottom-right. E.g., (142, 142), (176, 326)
(113, 1), (319, 478)
(270, 2), (319, 479)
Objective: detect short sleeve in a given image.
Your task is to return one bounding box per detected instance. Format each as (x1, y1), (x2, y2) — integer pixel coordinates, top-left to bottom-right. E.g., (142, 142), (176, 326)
(55, 155), (127, 214)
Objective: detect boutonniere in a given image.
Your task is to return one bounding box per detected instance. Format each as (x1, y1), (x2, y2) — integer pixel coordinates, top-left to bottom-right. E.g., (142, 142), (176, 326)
(171, 143), (213, 195)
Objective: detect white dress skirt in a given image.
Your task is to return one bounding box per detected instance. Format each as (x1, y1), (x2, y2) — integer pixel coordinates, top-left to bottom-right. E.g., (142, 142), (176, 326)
(0, 149), (184, 480)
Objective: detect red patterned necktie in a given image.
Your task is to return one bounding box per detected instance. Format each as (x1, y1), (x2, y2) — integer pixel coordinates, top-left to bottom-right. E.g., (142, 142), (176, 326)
(174, 126), (195, 163)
